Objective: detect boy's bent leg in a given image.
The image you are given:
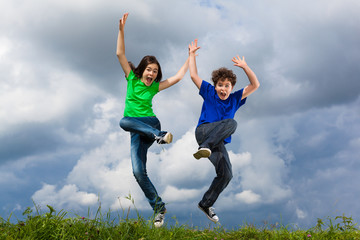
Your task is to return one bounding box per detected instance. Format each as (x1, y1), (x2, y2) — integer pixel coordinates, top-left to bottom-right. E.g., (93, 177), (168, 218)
(199, 143), (232, 208)
(195, 119), (237, 150)
(193, 148), (212, 160)
(130, 132), (166, 213)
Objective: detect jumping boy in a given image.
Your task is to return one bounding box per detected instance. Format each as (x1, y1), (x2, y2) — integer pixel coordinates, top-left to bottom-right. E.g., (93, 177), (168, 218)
(188, 39), (260, 223)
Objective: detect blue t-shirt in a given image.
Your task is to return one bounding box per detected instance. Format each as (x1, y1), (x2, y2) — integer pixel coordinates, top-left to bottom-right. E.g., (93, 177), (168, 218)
(197, 80), (247, 143)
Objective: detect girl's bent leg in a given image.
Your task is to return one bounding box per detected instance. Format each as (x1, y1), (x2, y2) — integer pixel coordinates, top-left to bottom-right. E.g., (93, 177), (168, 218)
(120, 117), (162, 141)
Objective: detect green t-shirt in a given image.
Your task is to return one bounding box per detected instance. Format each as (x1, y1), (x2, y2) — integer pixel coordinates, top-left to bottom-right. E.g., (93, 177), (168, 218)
(124, 70), (159, 117)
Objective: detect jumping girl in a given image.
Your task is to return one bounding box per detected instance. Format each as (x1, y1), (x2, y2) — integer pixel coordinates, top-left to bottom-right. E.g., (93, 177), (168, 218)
(116, 13), (189, 228)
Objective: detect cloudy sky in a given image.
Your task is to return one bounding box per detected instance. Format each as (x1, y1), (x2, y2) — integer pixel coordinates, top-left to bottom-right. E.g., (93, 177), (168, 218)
(1, 0), (360, 229)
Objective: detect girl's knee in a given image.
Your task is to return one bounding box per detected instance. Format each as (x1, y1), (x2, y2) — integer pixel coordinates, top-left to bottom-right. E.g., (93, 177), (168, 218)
(119, 117), (131, 130)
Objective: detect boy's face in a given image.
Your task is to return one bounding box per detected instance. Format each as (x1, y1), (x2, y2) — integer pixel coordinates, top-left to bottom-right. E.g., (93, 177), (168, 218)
(141, 63), (158, 86)
(215, 78), (233, 100)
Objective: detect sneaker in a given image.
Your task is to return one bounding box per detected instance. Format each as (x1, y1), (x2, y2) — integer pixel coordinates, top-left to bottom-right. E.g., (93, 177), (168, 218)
(193, 148), (211, 160)
(154, 212), (165, 228)
(156, 132), (173, 144)
(198, 204), (219, 223)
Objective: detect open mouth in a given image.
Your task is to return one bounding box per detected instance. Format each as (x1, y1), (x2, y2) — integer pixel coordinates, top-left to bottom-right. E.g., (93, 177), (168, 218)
(146, 77), (153, 85)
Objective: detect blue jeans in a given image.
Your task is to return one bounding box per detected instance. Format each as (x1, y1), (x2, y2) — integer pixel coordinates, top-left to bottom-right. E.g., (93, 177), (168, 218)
(120, 116), (166, 213)
(195, 118), (237, 208)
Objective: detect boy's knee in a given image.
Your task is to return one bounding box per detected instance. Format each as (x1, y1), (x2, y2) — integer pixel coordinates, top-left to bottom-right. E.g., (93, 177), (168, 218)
(223, 119), (237, 134)
(227, 118), (237, 129)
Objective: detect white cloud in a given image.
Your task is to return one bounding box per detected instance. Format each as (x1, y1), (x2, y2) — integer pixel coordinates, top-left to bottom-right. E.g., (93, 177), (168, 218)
(162, 185), (202, 203)
(296, 208), (307, 219)
(0, 42), (101, 134)
(85, 97), (123, 136)
(156, 130), (213, 187)
(32, 183), (98, 211)
(1, 0), (360, 229)
(31, 129), (149, 211)
(235, 190), (261, 204)
(0, 37), (12, 58)
(233, 118), (293, 203)
(229, 151), (252, 169)
(65, 131), (146, 206)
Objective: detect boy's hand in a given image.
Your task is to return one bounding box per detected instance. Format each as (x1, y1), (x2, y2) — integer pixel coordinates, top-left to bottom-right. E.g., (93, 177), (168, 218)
(119, 13), (129, 31)
(188, 39), (201, 56)
(232, 55), (248, 69)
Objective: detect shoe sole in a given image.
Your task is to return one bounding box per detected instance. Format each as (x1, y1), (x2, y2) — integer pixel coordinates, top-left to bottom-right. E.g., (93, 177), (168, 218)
(163, 132), (173, 144)
(198, 205), (219, 223)
(154, 212), (166, 228)
(154, 220), (164, 228)
(193, 148), (211, 160)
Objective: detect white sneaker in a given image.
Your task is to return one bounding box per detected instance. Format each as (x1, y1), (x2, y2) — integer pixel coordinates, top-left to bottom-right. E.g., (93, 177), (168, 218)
(198, 204), (219, 223)
(193, 148), (211, 160)
(156, 132), (173, 144)
(154, 212), (165, 228)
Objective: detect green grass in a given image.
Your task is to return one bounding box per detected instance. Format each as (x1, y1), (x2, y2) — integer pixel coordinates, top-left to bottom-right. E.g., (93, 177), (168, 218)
(1, 202), (360, 239)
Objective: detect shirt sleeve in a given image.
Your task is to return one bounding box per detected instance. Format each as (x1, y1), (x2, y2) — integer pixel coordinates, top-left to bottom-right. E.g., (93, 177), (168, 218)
(234, 88), (247, 109)
(126, 70), (136, 81)
(199, 80), (213, 99)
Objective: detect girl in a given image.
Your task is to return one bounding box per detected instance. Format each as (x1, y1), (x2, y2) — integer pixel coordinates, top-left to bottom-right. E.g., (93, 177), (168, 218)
(116, 13), (189, 228)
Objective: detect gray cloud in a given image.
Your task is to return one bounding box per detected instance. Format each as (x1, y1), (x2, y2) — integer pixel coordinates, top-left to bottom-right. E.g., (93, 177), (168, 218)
(1, 0), (360, 229)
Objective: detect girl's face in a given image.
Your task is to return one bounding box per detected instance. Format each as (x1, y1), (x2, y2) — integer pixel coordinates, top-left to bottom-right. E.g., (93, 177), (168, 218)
(141, 63), (158, 86)
(215, 78), (233, 100)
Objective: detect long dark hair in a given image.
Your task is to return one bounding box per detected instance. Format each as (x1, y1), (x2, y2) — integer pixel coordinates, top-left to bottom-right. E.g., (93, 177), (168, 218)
(133, 55), (163, 82)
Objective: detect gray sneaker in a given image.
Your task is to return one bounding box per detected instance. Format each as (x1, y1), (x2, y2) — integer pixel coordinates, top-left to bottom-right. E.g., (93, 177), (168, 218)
(198, 204), (219, 223)
(154, 212), (165, 228)
(193, 148), (211, 160)
(155, 132), (173, 144)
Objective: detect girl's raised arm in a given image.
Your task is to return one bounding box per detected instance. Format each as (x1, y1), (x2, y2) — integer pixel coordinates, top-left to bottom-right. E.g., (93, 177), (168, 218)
(116, 13), (131, 77)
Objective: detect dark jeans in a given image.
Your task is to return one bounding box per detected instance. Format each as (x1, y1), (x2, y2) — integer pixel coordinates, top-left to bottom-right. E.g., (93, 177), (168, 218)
(195, 118), (237, 208)
(120, 116), (166, 213)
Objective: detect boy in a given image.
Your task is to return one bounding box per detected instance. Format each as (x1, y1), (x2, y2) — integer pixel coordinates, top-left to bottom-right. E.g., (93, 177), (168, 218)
(188, 39), (260, 222)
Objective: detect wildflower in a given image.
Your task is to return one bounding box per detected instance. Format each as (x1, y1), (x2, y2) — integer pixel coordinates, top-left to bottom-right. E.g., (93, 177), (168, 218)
(81, 217), (85, 220)
(307, 234), (312, 238)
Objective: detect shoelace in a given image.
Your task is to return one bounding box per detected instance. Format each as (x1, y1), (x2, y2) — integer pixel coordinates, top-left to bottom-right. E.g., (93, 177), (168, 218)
(208, 207), (216, 217)
(155, 213), (165, 222)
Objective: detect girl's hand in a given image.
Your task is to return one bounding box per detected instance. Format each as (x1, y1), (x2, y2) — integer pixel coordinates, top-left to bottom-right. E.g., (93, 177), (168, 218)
(119, 13), (129, 31)
(232, 55), (248, 69)
(188, 39), (201, 56)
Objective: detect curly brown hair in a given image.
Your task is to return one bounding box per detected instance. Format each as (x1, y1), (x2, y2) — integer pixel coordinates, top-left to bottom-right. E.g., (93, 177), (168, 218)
(211, 67), (237, 87)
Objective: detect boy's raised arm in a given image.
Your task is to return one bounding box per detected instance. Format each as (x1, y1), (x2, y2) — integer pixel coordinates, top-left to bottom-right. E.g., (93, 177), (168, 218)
(232, 55), (260, 99)
(159, 56), (189, 91)
(116, 13), (131, 78)
(189, 39), (202, 89)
